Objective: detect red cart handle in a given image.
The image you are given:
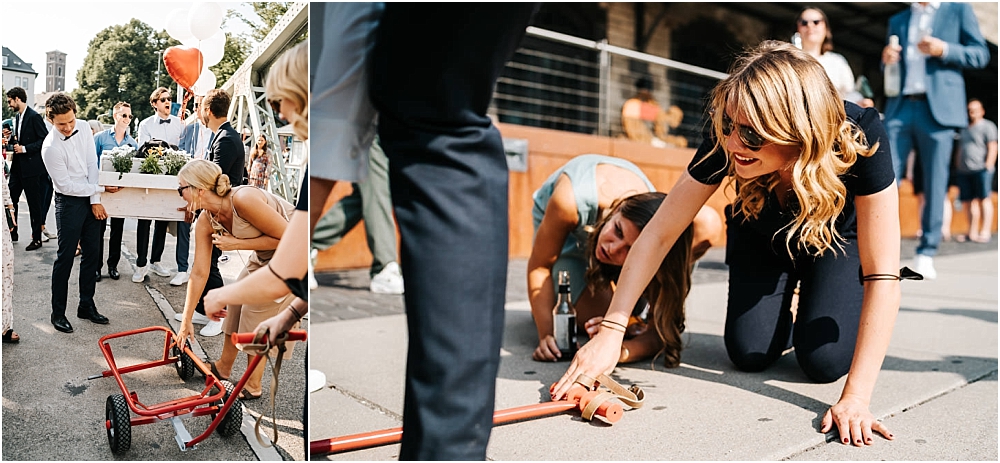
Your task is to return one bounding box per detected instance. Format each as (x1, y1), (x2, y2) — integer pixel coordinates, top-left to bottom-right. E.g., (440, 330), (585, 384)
(232, 329), (307, 345)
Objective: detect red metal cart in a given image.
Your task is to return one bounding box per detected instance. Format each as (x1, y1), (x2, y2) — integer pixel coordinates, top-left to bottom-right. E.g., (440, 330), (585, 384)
(89, 326), (306, 453)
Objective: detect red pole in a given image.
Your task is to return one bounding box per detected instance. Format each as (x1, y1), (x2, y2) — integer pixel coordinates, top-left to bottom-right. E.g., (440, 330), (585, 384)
(310, 384), (602, 456)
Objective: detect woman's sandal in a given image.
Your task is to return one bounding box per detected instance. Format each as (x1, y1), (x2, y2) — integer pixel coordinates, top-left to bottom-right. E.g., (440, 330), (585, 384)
(2, 329), (20, 344)
(239, 389), (262, 400)
(208, 362), (229, 381)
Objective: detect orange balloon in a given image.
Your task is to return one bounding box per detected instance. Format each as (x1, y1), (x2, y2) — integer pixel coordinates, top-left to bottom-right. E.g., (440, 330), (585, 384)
(163, 46), (204, 89)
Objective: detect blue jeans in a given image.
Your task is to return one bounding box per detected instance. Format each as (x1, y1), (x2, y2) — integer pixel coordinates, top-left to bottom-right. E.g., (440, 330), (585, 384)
(886, 97), (955, 257)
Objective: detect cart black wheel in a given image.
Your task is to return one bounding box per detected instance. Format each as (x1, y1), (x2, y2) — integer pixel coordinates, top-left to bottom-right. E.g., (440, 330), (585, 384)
(216, 380), (243, 437)
(106, 394), (132, 454)
(173, 342), (195, 381)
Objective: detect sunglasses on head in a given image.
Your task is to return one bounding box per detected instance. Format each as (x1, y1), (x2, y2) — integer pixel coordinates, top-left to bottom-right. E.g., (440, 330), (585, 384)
(721, 114), (767, 152)
(798, 19), (823, 27)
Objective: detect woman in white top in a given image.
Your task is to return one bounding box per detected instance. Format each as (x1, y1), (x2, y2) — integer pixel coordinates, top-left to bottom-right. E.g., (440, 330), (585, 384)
(796, 7), (874, 108)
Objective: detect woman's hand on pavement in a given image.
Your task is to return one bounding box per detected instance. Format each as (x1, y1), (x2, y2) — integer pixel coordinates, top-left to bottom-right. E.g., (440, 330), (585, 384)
(550, 328), (624, 401)
(820, 394), (893, 446)
(532, 335), (562, 362)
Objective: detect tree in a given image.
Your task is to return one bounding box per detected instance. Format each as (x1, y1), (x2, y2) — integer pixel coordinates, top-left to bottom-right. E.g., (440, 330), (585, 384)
(74, 19), (180, 127)
(227, 2), (306, 45)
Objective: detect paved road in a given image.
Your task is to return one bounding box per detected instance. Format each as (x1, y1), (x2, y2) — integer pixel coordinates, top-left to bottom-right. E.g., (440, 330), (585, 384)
(309, 238), (997, 461)
(2, 203), (306, 461)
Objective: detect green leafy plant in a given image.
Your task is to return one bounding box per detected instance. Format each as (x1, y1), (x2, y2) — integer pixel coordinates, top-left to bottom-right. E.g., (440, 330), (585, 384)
(139, 154), (163, 175)
(163, 152), (189, 176)
(110, 148), (136, 180)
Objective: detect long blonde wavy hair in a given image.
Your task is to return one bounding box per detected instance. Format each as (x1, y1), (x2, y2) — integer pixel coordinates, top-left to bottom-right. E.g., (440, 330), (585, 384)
(584, 192), (695, 368)
(707, 40), (878, 257)
(265, 41), (309, 141)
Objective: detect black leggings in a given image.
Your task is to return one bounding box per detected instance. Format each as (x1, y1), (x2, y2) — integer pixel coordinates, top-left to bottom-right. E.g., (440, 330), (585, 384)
(724, 210), (864, 383)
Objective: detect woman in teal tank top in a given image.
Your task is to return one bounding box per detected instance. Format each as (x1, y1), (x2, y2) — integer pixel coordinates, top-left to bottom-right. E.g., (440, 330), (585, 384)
(528, 154), (722, 366)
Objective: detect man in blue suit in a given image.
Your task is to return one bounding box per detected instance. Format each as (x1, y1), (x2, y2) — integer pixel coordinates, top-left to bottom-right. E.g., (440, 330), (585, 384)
(882, 2), (989, 279)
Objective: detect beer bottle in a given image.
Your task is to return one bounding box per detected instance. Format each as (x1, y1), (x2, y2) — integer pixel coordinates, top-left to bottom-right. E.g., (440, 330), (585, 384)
(552, 270), (578, 359)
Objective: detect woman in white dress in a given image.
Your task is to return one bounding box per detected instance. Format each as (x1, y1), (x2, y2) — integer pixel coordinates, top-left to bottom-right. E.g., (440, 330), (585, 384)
(3, 174), (19, 343)
(795, 7), (874, 108)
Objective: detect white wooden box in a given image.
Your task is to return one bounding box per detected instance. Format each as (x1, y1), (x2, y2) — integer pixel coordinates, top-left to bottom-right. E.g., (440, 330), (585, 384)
(99, 154), (186, 221)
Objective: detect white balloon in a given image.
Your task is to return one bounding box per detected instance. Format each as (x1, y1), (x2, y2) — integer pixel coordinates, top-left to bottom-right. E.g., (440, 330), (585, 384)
(199, 30), (226, 67)
(166, 9), (194, 42)
(191, 68), (217, 96)
(188, 2), (225, 41)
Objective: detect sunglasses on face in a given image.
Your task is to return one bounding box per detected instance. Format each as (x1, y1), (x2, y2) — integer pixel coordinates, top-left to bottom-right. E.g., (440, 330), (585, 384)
(119, 114), (132, 119)
(158, 97), (172, 103)
(798, 19), (823, 27)
(721, 114), (767, 152)
(177, 185), (192, 197)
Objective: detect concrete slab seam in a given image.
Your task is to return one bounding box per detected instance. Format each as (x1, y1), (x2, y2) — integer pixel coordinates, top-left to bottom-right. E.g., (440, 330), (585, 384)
(779, 366), (999, 460)
(331, 384), (405, 422)
(241, 409), (283, 461)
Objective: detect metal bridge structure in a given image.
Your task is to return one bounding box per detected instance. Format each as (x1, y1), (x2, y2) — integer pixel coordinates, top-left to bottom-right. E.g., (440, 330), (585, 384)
(220, 2), (307, 205)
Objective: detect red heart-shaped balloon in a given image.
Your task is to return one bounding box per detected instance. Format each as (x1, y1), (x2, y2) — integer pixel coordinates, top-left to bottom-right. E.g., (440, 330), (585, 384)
(163, 46), (204, 90)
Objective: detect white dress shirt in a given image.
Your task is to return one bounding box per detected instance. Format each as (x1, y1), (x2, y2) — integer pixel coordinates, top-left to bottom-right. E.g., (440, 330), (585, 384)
(902, 2), (948, 96)
(138, 113), (184, 146)
(41, 119), (104, 204)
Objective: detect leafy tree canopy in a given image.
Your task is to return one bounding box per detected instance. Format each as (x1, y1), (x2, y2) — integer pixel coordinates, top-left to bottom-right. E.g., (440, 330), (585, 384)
(227, 2), (306, 45)
(73, 19), (179, 128)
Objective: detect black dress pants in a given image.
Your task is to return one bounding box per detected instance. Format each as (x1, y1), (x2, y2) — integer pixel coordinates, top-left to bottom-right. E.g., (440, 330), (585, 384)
(101, 217), (125, 271)
(370, 4), (538, 460)
(135, 219), (167, 267)
(7, 171), (46, 242)
(51, 194), (101, 318)
(723, 206), (864, 383)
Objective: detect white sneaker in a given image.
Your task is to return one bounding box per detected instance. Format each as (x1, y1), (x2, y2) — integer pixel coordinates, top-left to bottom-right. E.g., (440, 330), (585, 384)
(200, 320), (223, 337)
(308, 369), (327, 393)
(175, 312), (211, 325)
(912, 254), (937, 280)
(132, 265), (148, 283)
(370, 262), (404, 295)
(42, 228), (57, 239)
(150, 262), (172, 277)
(170, 271), (190, 286)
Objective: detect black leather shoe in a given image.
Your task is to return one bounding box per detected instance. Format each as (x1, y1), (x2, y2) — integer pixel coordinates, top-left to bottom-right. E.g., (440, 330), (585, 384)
(10, 232), (16, 242)
(25, 240), (42, 251)
(77, 303), (110, 325)
(96, 271), (103, 282)
(52, 316), (74, 333)
(108, 268), (120, 280)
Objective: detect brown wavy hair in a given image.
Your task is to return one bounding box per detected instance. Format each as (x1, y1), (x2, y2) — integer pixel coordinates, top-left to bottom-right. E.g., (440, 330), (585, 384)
(584, 192), (694, 368)
(704, 41), (878, 257)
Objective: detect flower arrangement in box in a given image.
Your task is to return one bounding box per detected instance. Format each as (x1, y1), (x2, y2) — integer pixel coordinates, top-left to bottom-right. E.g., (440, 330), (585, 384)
(109, 146), (138, 180)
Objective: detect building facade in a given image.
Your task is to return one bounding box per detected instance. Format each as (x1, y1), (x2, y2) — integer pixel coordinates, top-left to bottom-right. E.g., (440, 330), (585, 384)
(45, 50), (67, 92)
(1, 46), (38, 107)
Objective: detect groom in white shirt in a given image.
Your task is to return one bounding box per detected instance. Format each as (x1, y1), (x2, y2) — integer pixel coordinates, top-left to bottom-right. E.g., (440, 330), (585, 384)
(41, 93), (120, 333)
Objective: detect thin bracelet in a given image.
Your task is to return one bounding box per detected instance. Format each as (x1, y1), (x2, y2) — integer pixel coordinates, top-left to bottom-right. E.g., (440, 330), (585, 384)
(600, 321), (626, 333)
(287, 305), (303, 321)
(267, 264), (285, 281)
(601, 319), (628, 331)
(859, 266), (924, 285)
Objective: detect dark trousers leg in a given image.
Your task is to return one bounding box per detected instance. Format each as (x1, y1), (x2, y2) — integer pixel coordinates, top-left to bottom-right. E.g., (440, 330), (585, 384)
(370, 4), (537, 459)
(151, 220), (169, 264)
(723, 209), (797, 372)
(136, 219), (151, 267)
(107, 217), (125, 269)
(176, 221), (190, 272)
(9, 173), (45, 241)
(41, 175), (53, 230)
(52, 195), (100, 317)
(7, 174), (23, 239)
(793, 239), (864, 383)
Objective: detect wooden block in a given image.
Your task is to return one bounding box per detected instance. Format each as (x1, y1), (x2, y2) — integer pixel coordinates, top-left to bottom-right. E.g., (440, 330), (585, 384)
(101, 187), (186, 221)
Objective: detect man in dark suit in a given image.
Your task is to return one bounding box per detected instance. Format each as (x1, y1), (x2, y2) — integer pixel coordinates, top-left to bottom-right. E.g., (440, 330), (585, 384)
(5, 86), (51, 251)
(882, 2), (989, 279)
(202, 89), (244, 188)
(187, 88), (244, 337)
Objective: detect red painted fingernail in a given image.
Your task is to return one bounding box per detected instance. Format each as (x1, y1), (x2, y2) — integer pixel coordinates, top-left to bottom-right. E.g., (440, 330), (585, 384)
(843, 438), (849, 444)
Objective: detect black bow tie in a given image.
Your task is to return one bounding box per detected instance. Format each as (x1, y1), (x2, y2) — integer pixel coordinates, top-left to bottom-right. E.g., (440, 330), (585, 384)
(62, 130), (79, 141)
(159, 119), (171, 124)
